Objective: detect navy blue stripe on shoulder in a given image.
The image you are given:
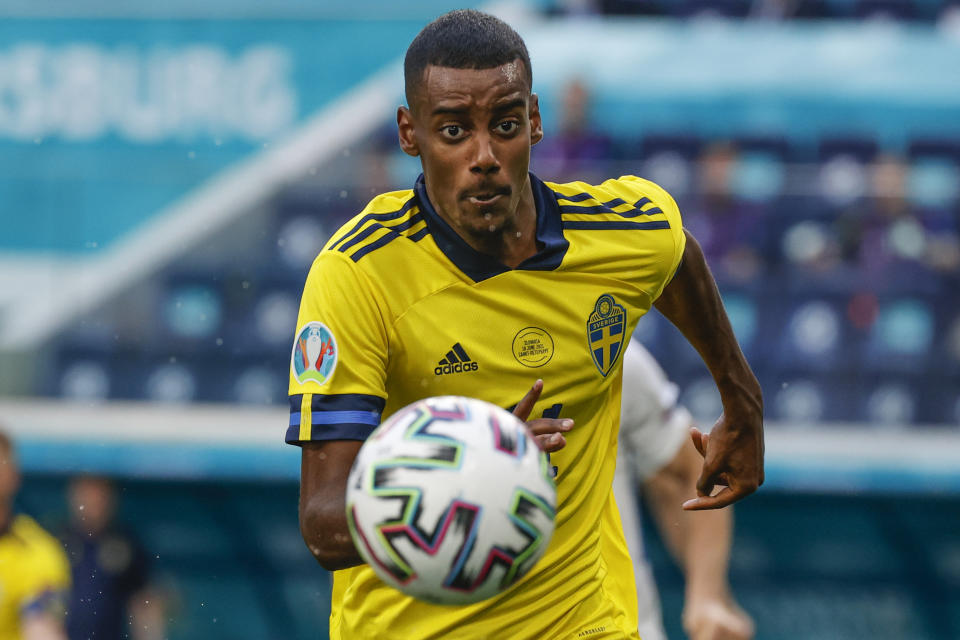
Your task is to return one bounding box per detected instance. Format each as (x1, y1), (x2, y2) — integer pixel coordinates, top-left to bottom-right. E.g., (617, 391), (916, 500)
(337, 220), (386, 254)
(554, 191), (594, 203)
(408, 226), (430, 243)
(339, 212), (424, 255)
(338, 212), (423, 254)
(329, 196), (418, 251)
(558, 196), (659, 218)
(347, 213), (428, 262)
(562, 220), (671, 231)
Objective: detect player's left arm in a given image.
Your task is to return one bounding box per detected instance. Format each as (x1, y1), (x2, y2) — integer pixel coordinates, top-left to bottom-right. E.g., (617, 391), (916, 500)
(644, 437), (754, 640)
(654, 230), (764, 510)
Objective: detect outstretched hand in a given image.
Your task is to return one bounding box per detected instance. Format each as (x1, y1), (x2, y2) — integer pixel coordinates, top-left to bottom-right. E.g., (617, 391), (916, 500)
(512, 379), (573, 454)
(682, 408), (764, 510)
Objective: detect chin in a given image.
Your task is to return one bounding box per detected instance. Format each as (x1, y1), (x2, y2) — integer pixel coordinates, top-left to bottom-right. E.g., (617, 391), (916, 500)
(465, 212), (511, 237)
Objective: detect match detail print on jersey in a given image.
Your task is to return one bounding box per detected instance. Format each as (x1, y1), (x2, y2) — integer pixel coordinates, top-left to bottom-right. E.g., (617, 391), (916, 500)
(587, 294), (627, 377)
(512, 327), (555, 368)
(291, 321), (338, 386)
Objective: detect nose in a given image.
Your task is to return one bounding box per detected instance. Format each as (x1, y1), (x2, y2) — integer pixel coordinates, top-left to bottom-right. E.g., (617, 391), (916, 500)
(469, 131), (499, 175)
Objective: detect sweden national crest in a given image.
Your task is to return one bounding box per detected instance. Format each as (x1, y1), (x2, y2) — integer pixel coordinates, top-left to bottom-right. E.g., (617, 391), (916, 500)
(586, 294), (626, 377)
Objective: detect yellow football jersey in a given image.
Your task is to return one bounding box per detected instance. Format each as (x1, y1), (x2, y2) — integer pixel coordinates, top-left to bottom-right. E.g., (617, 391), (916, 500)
(0, 514), (70, 639)
(288, 173), (685, 639)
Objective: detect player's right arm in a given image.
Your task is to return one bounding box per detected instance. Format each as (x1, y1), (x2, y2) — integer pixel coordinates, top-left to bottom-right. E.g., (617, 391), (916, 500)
(290, 252), (390, 571)
(300, 441), (365, 570)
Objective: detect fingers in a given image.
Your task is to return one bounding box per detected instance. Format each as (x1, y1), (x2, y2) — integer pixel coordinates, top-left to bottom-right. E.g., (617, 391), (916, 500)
(535, 432), (566, 453)
(512, 379), (543, 422)
(512, 380), (574, 453)
(690, 426), (708, 458)
(526, 418), (574, 437)
(682, 485), (754, 510)
(529, 418), (574, 453)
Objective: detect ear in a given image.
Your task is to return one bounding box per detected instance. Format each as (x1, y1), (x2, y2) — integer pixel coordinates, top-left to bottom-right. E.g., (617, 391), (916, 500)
(529, 93), (544, 146)
(397, 106), (420, 157)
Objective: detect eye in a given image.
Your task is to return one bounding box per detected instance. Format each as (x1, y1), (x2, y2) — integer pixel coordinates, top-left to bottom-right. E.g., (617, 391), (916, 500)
(497, 121), (519, 134)
(441, 125), (464, 139)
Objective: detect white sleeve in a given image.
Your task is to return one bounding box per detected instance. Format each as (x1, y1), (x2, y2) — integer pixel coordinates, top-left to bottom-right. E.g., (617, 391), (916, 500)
(619, 338), (693, 481)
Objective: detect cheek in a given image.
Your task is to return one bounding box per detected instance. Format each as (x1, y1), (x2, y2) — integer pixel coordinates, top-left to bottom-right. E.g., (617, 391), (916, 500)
(505, 142), (531, 177)
(421, 142), (456, 172)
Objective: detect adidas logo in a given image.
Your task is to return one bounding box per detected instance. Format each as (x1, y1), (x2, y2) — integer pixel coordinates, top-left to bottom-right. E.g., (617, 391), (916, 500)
(434, 343), (479, 376)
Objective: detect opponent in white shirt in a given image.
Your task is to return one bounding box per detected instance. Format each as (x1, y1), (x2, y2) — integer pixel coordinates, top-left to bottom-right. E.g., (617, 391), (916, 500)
(616, 339), (755, 640)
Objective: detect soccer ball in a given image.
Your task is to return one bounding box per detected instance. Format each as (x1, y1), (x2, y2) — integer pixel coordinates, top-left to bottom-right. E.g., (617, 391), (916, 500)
(345, 395), (557, 605)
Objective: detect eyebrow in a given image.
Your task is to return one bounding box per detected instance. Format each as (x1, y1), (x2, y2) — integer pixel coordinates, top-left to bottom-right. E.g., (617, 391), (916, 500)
(429, 97), (526, 118)
(430, 105), (469, 117)
(493, 98), (525, 113)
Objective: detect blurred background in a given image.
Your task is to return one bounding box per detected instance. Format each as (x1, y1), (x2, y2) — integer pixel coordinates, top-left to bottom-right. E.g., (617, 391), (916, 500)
(1, 0), (958, 638)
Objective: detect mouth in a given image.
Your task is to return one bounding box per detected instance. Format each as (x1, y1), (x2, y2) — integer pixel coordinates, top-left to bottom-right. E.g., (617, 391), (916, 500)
(464, 186), (510, 208)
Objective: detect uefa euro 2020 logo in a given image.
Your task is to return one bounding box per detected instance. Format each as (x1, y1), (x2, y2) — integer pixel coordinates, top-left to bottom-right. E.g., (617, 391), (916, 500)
(291, 321), (338, 386)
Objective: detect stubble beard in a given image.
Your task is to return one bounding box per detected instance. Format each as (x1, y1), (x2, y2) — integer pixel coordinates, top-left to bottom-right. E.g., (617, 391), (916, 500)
(461, 206), (521, 259)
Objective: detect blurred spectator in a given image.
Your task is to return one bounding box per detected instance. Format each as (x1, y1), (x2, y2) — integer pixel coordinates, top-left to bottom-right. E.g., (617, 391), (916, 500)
(749, 0), (807, 20)
(683, 142), (765, 283)
(0, 428), (70, 640)
(547, 0), (602, 16)
(837, 154), (960, 290)
(532, 78), (613, 183)
(940, 3), (960, 35)
(61, 476), (165, 640)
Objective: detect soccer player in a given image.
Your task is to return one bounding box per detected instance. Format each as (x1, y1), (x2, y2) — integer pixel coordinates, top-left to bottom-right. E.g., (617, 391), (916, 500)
(616, 339), (754, 640)
(290, 9), (763, 639)
(0, 429), (70, 640)
(60, 476), (165, 640)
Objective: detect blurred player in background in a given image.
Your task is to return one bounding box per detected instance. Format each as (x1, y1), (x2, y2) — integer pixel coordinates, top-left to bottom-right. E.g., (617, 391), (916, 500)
(60, 476), (165, 640)
(0, 428), (70, 640)
(292, 9), (763, 639)
(617, 340), (754, 640)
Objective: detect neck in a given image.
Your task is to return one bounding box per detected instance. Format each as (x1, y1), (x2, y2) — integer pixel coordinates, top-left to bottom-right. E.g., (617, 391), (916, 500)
(0, 502), (10, 532)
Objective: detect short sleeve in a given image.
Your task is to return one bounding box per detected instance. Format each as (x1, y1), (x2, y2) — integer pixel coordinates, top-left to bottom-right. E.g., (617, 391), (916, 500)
(618, 339), (692, 480)
(287, 251), (389, 445)
(20, 522), (70, 621)
(616, 175), (687, 303)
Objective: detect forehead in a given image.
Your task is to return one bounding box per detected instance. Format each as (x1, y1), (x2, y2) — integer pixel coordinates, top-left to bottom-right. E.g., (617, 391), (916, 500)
(416, 61), (529, 114)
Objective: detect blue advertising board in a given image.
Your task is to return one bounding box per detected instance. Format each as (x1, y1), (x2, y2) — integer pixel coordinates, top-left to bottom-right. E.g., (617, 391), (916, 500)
(0, 17), (421, 252)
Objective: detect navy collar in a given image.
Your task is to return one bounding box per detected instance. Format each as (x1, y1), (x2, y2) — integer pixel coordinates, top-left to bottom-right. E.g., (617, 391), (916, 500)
(414, 173), (568, 282)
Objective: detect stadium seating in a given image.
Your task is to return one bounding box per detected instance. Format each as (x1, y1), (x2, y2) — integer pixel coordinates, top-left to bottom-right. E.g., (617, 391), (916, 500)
(40, 129), (959, 431)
